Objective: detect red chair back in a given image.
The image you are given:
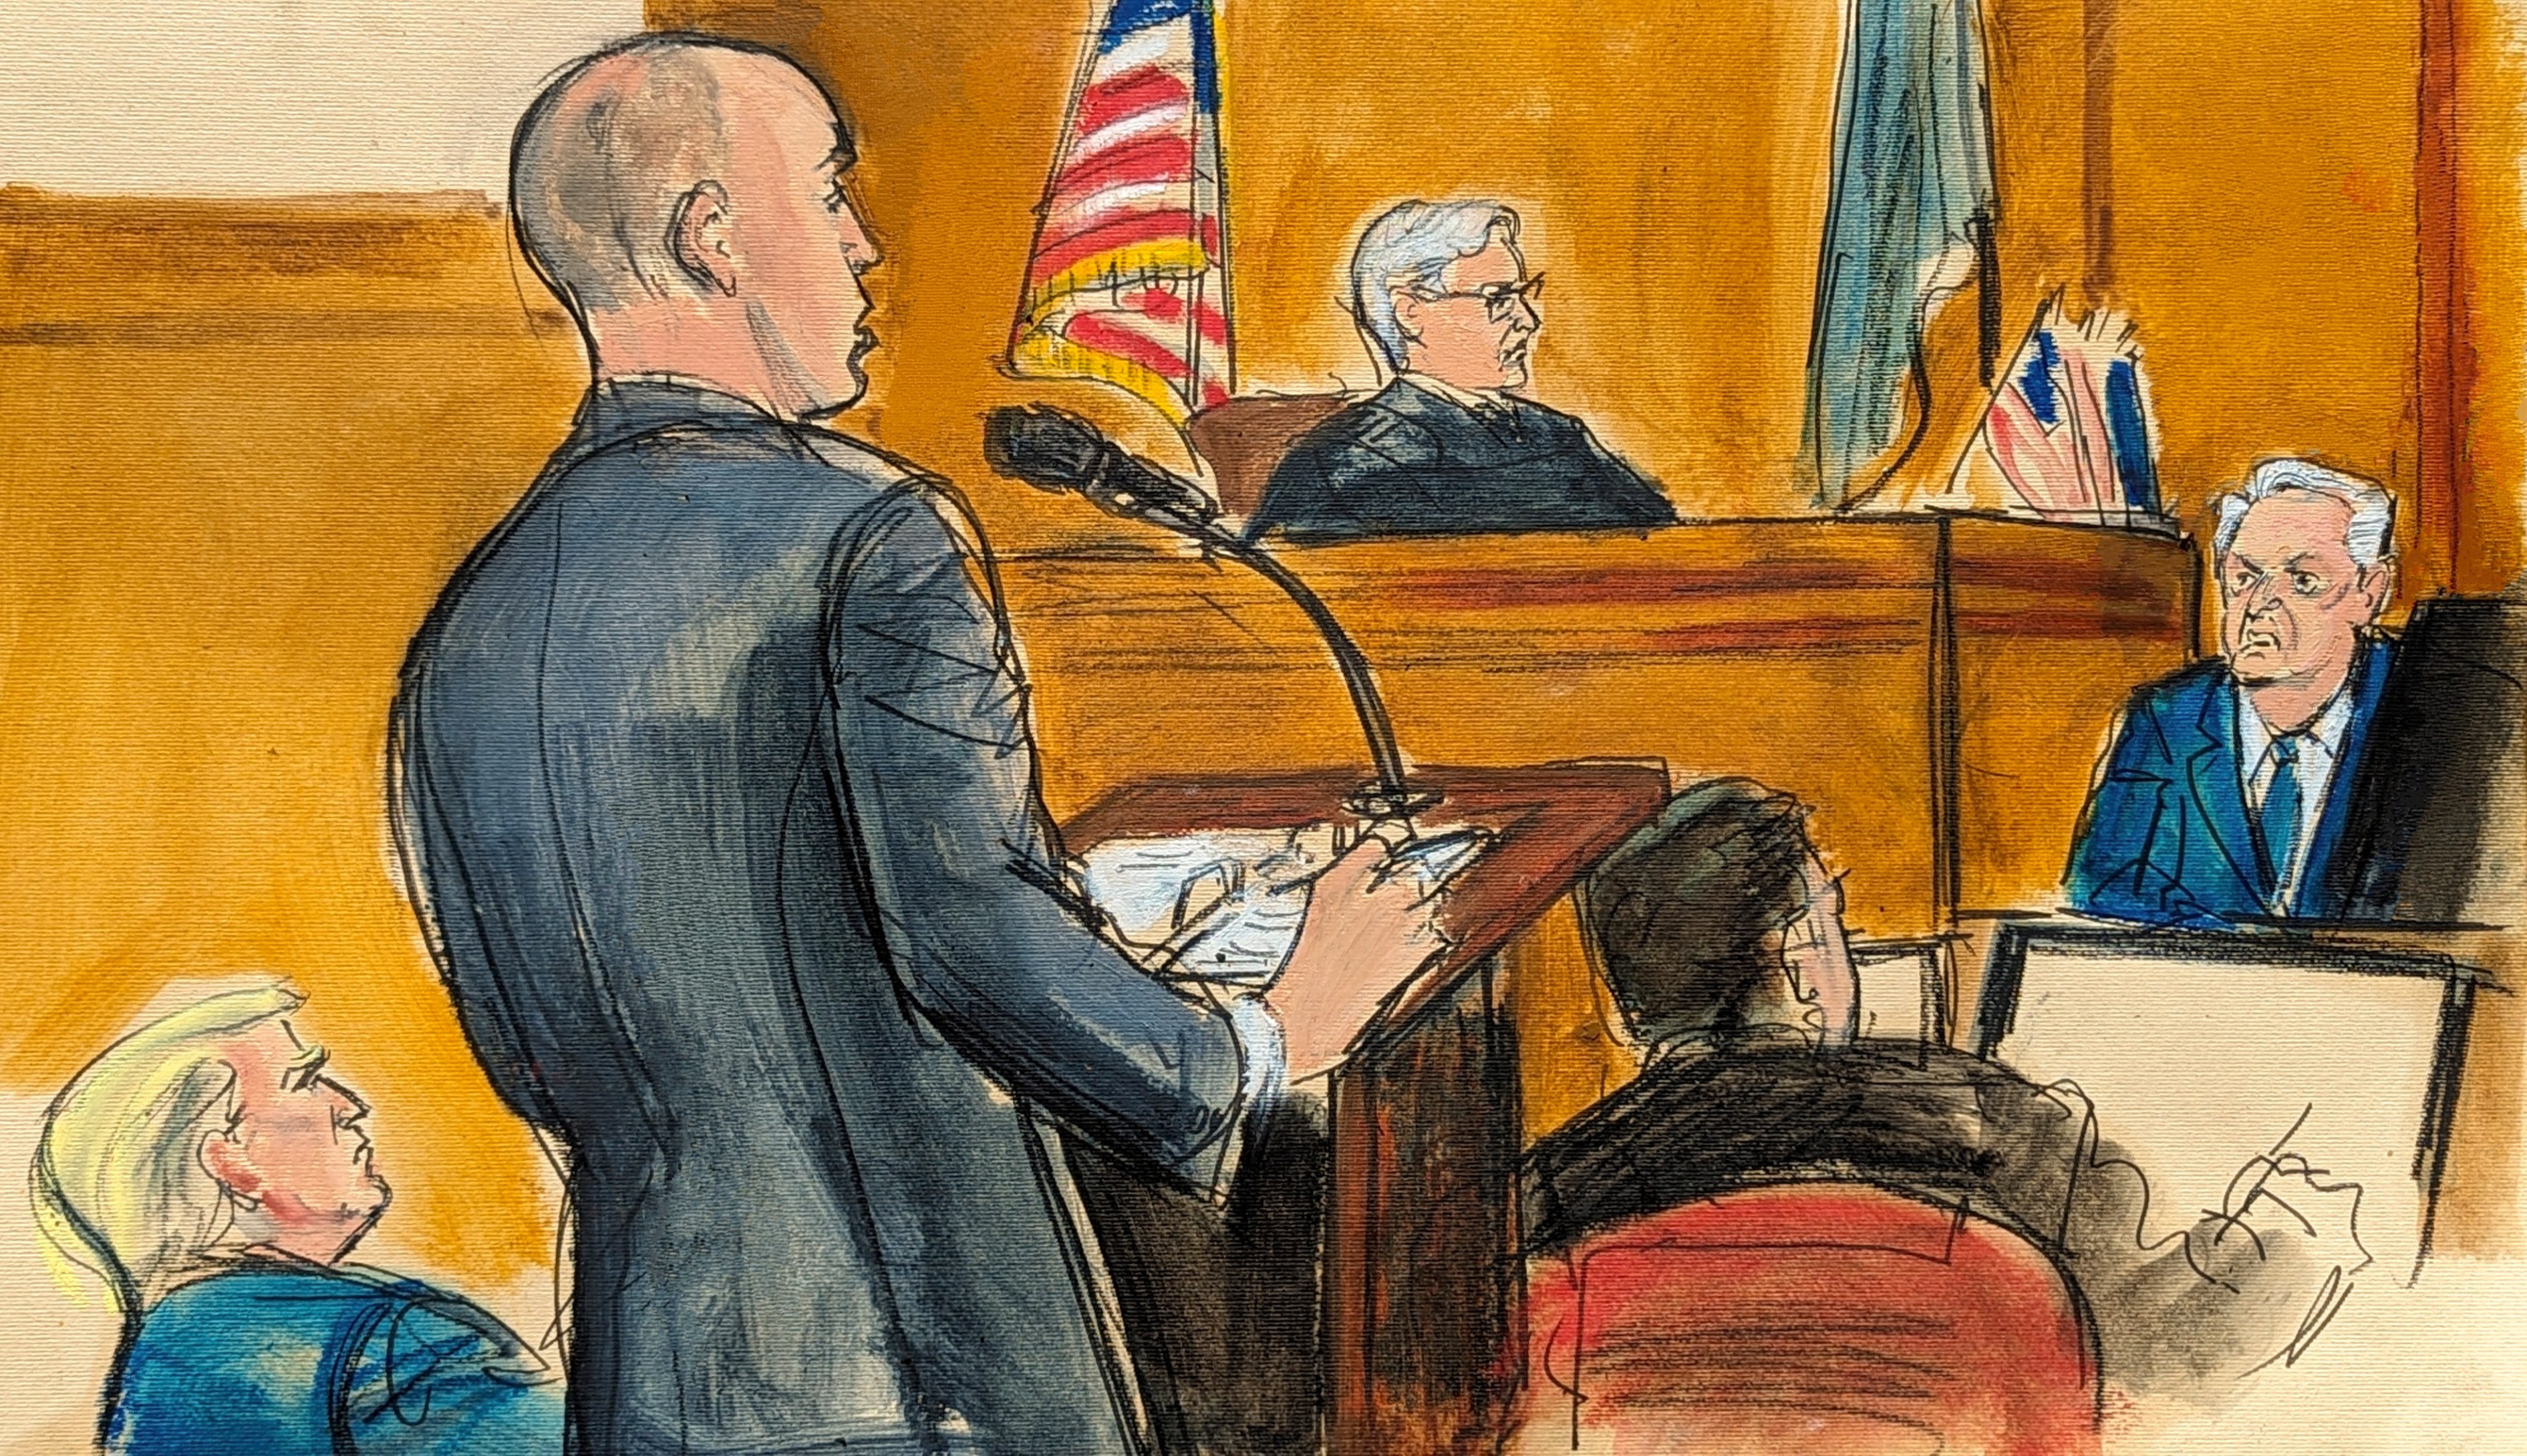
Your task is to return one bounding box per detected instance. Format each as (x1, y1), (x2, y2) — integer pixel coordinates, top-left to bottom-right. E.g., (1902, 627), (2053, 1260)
(1511, 1182), (2100, 1456)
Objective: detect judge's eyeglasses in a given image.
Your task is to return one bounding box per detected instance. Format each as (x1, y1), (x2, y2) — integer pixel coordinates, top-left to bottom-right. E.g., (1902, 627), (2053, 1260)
(1410, 273), (1546, 321)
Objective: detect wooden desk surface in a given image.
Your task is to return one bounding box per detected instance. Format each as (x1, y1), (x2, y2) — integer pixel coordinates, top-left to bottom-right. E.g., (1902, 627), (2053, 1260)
(1011, 515), (2196, 939)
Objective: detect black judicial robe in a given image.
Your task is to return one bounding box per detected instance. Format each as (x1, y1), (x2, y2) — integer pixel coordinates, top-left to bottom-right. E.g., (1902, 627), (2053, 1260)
(1244, 378), (1676, 543)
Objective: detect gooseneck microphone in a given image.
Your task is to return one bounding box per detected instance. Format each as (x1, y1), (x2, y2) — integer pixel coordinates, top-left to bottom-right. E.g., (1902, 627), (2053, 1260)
(983, 404), (1437, 823)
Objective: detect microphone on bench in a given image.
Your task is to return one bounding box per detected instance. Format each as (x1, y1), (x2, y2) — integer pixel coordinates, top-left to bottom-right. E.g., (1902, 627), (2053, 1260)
(982, 403), (1439, 824)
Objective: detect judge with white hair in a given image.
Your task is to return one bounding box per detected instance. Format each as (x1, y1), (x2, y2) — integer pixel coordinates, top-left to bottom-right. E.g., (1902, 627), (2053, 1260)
(1244, 198), (1675, 542)
(2068, 457), (2403, 925)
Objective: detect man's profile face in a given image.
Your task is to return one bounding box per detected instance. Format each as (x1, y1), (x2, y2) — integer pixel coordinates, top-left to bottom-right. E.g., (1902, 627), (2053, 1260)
(1394, 237), (1541, 394)
(2219, 490), (2390, 693)
(209, 1018), (390, 1260)
(1775, 851), (1857, 1044)
(724, 62), (882, 417)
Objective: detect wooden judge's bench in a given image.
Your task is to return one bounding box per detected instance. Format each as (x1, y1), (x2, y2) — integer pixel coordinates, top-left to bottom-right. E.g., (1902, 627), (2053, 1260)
(1014, 514), (2200, 1454)
(1009, 513), (2198, 980)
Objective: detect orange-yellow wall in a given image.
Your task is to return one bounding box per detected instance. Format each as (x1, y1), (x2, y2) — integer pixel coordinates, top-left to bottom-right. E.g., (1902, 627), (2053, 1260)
(664, 0), (2508, 589)
(2103, 0), (2427, 582)
(653, 0), (1850, 528)
(2443, 0), (2527, 592)
(0, 191), (581, 1296)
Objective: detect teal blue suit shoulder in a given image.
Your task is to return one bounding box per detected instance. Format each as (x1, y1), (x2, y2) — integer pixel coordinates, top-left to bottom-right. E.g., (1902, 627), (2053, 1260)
(108, 1262), (560, 1456)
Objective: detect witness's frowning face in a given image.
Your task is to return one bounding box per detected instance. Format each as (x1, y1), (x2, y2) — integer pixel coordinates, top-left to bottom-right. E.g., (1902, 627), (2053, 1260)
(2220, 490), (2391, 694)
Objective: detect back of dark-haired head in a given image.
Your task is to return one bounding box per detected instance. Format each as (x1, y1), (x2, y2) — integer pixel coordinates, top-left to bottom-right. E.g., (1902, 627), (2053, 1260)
(1579, 778), (1816, 1049)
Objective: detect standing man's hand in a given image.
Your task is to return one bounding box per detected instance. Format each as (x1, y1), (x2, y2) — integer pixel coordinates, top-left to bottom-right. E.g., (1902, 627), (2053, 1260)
(1264, 837), (1454, 1081)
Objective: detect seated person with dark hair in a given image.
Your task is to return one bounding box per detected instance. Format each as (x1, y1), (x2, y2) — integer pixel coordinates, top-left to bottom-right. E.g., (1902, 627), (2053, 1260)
(1525, 776), (2011, 1253)
(1242, 198), (1676, 543)
(1525, 779), (2370, 1405)
(1579, 776), (1861, 1059)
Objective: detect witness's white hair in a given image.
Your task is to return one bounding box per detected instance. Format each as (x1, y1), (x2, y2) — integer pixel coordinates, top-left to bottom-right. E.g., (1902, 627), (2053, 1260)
(29, 982), (301, 1318)
(1348, 199), (1523, 372)
(2212, 458), (2398, 570)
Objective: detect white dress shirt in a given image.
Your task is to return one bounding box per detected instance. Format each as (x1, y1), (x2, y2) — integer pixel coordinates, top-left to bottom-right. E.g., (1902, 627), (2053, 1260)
(2236, 684), (2357, 910)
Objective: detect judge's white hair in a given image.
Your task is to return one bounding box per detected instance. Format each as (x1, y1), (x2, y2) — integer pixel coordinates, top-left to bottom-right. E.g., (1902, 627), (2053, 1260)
(1348, 199), (1522, 373)
(2212, 458), (2397, 569)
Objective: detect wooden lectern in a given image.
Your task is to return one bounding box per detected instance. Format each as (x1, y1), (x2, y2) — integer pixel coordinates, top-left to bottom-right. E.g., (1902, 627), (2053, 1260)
(1062, 761), (1670, 1456)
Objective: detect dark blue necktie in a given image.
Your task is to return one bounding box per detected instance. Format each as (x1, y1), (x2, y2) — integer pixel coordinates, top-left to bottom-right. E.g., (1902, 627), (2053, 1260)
(2259, 734), (2305, 895)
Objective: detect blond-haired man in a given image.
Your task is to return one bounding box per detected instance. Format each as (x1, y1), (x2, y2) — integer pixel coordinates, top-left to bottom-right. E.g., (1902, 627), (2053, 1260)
(31, 982), (560, 1455)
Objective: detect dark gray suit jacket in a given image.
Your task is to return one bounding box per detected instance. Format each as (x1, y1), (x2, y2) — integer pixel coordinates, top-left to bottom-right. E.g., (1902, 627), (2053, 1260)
(1245, 378), (1675, 543)
(392, 380), (1253, 1455)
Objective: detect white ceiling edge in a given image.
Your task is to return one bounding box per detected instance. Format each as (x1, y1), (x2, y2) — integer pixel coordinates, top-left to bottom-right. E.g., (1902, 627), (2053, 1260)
(0, 1), (645, 197)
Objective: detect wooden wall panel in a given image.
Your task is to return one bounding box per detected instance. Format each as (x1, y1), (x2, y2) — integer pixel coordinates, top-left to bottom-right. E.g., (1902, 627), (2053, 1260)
(1006, 518), (2198, 941)
(1947, 517), (2200, 915)
(1006, 524), (1948, 935)
(0, 190), (586, 1312)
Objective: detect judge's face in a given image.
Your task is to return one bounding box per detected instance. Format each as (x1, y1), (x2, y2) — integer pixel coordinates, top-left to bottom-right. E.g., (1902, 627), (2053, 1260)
(2219, 491), (2391, 694)
(1392, 238), (1541, 394)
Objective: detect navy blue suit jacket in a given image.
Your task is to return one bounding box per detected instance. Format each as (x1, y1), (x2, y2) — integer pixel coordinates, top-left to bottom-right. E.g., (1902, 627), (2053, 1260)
(2065, 636), (2397, 926)
(1243, 378), (1675, 542)
(393, 381), (1252, 1454)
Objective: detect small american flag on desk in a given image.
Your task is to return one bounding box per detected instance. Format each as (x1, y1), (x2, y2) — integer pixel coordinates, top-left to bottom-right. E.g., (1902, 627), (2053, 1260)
(1010, 0), (1234, 424)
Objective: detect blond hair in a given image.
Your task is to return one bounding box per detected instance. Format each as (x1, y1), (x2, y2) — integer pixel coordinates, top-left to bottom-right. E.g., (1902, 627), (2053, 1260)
(29, 982), (301, 1318)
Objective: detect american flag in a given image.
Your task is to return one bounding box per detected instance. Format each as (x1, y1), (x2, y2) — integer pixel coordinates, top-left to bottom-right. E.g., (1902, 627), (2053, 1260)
(1010, 0), (1233, 424)
(1962, 297), (2161, 519)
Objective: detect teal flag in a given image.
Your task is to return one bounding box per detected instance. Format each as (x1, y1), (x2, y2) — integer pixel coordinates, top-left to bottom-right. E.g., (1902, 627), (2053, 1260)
(1804, 0), (1999, 506)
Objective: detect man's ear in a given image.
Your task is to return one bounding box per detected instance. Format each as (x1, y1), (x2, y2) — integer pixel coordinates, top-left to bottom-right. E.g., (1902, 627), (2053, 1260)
(200, 1131), (263, 1209)
(670, 180), (740, 298)
(2359, 558), (2399, 618)
(1390, 288), (1427, 345)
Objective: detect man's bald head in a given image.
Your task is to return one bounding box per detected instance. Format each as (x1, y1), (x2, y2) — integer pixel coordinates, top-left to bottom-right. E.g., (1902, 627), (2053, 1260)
(512, 35), (851, 315)
(508, 33), (881, 418)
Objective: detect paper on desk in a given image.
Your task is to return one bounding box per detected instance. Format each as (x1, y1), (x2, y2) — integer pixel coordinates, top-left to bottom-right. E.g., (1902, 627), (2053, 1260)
(1077, 827), (1333, 984)
(1076, 823), (1487, 986)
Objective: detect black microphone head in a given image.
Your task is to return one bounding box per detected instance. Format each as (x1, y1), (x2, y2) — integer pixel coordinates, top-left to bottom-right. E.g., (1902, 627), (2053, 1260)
(982, 404), (1104, 493)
